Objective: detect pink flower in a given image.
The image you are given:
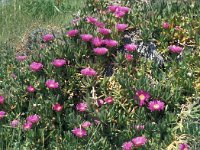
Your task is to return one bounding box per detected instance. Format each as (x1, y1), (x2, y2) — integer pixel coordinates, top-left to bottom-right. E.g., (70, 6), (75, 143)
(80, 34), (93, 42)
(16, 55), (27, 61)
(52, 59), (67, 67)
(27, 85), (35, 93)
(98, 28), (111, 35)
(43, 34), (54, 42)
(94, 21), (105, 28)
(0, 96), (4, 105)
(23, 122), (33, 131)
(92, 37), (104, 47)
(86, 16), (98, 24)
(116, 24), (128, 31)
(97, 99), (104, 107)
(108, 5), (119, 12)
(52, 103), (63, 112)
(67, 29), (79, 37)
(81, 121), (92, 129)
(10, 120), (20, 128)
(162, 22), (170, 29)
(118, 6), (130, 13)
(124, 44), (137, 51)
(94, 119), (101, 125)
(175, 26), (181, 31)
(104, 97), (113, 104)
(125, 54), (133, 61)
(26, 114), (40, 124)
(81, 68), (97, 76)
(122, 141), (133, 150)
(104, 39), (118, 47)
(0, 111), (6, 119)
(45, 79), (59, 89)
(135, 90), (150, 106)
(168, 45), (183, 53)
(115, 11), (126, 18)
(132, 136), (147, 147)
(76, 102), (88, 112)
(93, 47), (108, 55)
(134, 125), (145, 131)
(72, 127), (87, 138)
(179, 143), (190, 150)
(29, 62), (43, 72)
(148, 100), (165, 112)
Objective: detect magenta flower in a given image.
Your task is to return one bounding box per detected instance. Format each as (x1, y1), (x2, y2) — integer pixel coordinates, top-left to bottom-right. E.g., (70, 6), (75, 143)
(104, 39), (118, 47)
(0, 95), (4, 105)
(108, 5), (119, 12)
(116, 23), (128, 31)
(16, 55), (27, 61)
(168, 45), (183, 53)
(134, 125), (145, 131)
(0, 111), (6, 119)
(118, 6), (130, 13)
(122, 141), (133, 150)
(52, 103), (63, 112)
(52, 59), (67, 67)
(115, 11), (126, 18)
(29, 62), (43, 72)
(98, 28), (111, 35)
(179, 143), (190, 150)
(81, 68), (97, 76)
(23, 122), (33, 131)
(104, 97), (113, 104)
(80, 34), (93, 42)
(43, 34), (54, 42)
(10, 120), (20, 128)
(67, 29), (79, 37)
(92, 37), (104, 47)
(45, 79), (59, 89)
(81, 121), (92, 129)
(125, 54), (133, 61)
(97, 99), (104, 107)
(148, 100), (165, 112)
(27, 85), (35, 93)
(94, 119), (101, 125)
(162, 22), (170, 29)
(124, 44), (137, 51)
(93, 47), (108, 55)
(135, 90), (150, 106)
(72, 127), (87, 138)
(132, 136), (147, 147)
(26, 114), (40, 124)
(76, 102), (88, 112)
(94, 21), (105, 28)
(86, 16), (98, 24)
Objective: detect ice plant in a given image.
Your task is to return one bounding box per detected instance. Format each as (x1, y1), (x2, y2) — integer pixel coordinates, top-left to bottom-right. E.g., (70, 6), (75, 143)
(168, 45), (183, 53)
(116, 23), (128, 31)
(115, 11), (126, 18)
(76, 102), (88, 112)
(10, 120), (20, 128)
(43, 34), (54, 42)
(98, 28), (111, 35)
(16, 55), (27, 61)
(26, 114), (40, 124)
(86, 16), (98, 24)
(52, 103), (63, 112)
(162, 22), (170, 29)
(124, 43), (137, 51)
(29, 62), (43, 72)
(81, 121), (92, 129)
(104, 39), (118, 47)
(108, 5), (119, 12)
(179, 143), (190, 150)
(80, 34), (93, 42)
(135, 90), (150, 106)
(148, 100), (165, 112)
(81, 68), (97, 76)
(97, 99), (104, 107)
(45, 79), (59, 89)
(125, 54), (133, 61)
(23, 122), (33, 131)
(122, 141), (133, 150)
(132, 136), (147, 147)
(52, 59), (67, 67)
(72, 127), (87, 138)
(0, 95), (4, 105)
(0, 111), (6, 119)
(67, 29), (79, 37)
(27, 85), (35, 93)
(94, 21), (105, 28)
(93, 47), (108, 55)
(135, 125), (145, 131)
(104, 97), (113, 104)
(92, 37), (104, 47)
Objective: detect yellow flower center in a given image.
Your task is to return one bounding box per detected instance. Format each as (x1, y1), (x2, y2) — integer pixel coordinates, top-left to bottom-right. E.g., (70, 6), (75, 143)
(153, 104), (160, 109)
(139, 94), (145, 101)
